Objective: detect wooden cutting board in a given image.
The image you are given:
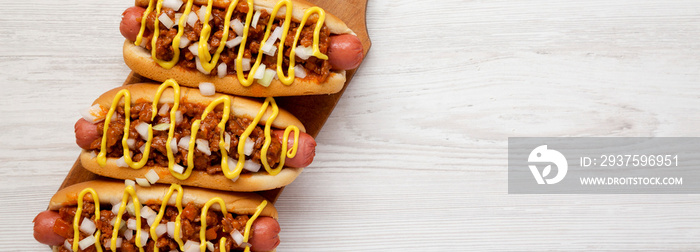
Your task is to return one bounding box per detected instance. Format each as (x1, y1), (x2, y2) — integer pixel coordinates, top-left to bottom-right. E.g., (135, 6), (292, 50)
(56, 0), (371, 203)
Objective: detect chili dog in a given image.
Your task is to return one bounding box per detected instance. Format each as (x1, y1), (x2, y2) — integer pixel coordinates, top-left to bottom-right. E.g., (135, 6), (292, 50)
(33, 180), (280, 251)
(120, 0), (364, 97)
(76, 80), (316, 192)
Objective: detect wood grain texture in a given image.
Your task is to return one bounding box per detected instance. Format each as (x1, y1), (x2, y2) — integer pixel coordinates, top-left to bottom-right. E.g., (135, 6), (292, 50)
(3, 0), (700, 251)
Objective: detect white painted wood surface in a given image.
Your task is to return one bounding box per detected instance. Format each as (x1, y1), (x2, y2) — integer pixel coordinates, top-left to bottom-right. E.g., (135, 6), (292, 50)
(2, 0), (699, 250)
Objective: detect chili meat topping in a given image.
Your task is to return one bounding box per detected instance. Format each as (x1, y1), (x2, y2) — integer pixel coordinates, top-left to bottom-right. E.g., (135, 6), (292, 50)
(54, 201), (250, 252)
(141, 1), (332, 82)
(89, 101), (283, 174)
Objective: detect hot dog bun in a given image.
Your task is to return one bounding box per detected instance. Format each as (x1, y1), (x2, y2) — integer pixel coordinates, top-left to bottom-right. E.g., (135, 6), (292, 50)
(49, 180), (277, 218)
(79, 82), (309, 192)
(41, 179), (279, 251)
(123, 0), (357, 97)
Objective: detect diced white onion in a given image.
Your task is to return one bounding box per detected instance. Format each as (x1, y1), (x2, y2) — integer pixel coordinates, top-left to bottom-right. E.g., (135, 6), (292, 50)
(295, 45), (313, 60)
(79, 218), (96, 235)
(186, 12), (198, 27)
(175, 111), (183, 124)
(80, 104), (105, 123)
(115, 237), (123, 248)
(178, 135), (191, 149)
(294, 64), (307, 78)
(126, 202), (137, 217)
(240, 58), (251, 71)
(138, 230), (150, 246)
(153, 123), (170, 131)
(225, 36), (243, 48)
(116, 156), (128, 168)
(159, 13), (175, 29)
(145, 169), (160, 184)
(179, 36), (191, 48)
(162, 0), (183, 11)
(244, 137), (255, 156)
(155, 223), (168, 237)
(78, 235), (96, 250)
(253, 64), (266, 80)
(141, 205), (157, 226)
(197, 6), (212, 23)
(166, 222), (177, 238)
(261, 26), (283, 56)
(257, 68), (276, 87)
(195, 57), (211, 74)
(184, 240), (200, 252)
(135, 122), (150, 140)
(127, 218), (138, 230)
(231, 18), (243, 35)
(64, 239), (73, 251)
(207, 241), (215, 251)
(106, 237), (123, 249)
(243, 159), (261, 172)
(124, 229), (134, 241)
(172, 163), (185, 174)
(196, 139), (211, 155)
(125, 179), (136, 188)
(139, 144), (146, 155)
(251, 10), (261, 28)
(199, 82), (216, 96)
(240, 242), (252, 249)
(231, 230), (244, 245)
(224, 133), (231, 152)
(217, 63), (227, 78)
(188, 44), (199, 56)
(174, 13), (182, 23)
(111, 202), (122, 215)
(227, 158), (238, 182)
(136, 178), (151, 187)
(170, 137), (179, 154)
(158, 104), (170, 116)
(126, 138), (136, 150)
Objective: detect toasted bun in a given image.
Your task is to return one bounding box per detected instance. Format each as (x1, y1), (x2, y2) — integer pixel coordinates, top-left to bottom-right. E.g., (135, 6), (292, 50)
(81, 150), (303, 192)
(126, 0), (351, 97)
(93, 83), (306, 132)
(83, 83), (305, 191)
(48, 179), (278, 219)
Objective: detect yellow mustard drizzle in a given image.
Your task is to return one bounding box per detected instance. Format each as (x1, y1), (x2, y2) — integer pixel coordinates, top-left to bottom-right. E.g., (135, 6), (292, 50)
(150, 184), (185, 252)
(136, 0), (328, 86)
(243, 199), (268, 252)
(70, 184), (268, 251)
(111, 185), (144, 251)
(199, 197), (228, 251)
(260, 98), (299, 175)
(182, 95), (231, 180)
(97, 80), (299, 180)
(152, 80), (182, 173)
(97, 89), (154, 169)
(197, 0), (238, 72)
(72, 188), (102, 252)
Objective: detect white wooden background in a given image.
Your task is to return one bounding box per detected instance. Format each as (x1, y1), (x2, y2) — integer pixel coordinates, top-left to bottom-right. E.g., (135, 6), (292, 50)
(1, 0), (699, 251)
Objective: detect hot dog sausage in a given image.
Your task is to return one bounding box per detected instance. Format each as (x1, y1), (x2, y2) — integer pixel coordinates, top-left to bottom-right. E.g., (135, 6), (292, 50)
(120, 6), (146, 42)
(327, 34), (364, 70)
(33, 210), (280, 251)
(119, 6), (363, 70)
(273, 129), (316, 168)
(74, 118), (100, 150)
(250, 216), (281, 252)
(74, 119), (316, 168)
(33, 210), (65, 246)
